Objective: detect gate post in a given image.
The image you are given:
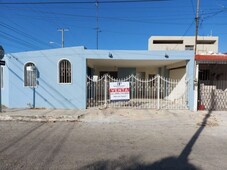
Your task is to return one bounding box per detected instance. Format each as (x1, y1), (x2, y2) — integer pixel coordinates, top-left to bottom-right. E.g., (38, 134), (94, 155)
(157, 75), (160, 109)
(104, 74), (107, 108)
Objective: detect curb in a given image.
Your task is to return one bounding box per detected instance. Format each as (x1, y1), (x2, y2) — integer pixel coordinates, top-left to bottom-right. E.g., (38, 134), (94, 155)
(0, 115), (80, 122)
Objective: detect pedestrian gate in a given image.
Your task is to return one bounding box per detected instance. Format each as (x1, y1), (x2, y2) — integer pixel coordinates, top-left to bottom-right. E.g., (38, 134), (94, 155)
(87, 74), (188, 109)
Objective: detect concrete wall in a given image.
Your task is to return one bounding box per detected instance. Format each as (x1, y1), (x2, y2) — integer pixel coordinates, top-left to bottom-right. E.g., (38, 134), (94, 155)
(2, 47), (195, 110)
(148, 36), (218, 54)
(167, 61), (186, 80)
(94, 66), (158, 79)
(3, 47), (87, 109)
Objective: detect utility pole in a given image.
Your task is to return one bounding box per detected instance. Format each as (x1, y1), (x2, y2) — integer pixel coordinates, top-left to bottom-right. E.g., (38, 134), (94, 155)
(58, 28), (69, 48)
(194, 0), (200, 55)
(95, 0), (100, 49)
(194, 0), (200, 111)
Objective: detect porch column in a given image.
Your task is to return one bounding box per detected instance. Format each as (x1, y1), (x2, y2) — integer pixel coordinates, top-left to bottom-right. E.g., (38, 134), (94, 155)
(194, 63), (199, 111)
(186, 59), (195, 111)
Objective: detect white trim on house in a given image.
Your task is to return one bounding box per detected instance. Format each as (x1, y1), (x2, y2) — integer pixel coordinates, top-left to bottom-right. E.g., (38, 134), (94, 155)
(24, 61), (38, 88)
(57, 58), (73, 85)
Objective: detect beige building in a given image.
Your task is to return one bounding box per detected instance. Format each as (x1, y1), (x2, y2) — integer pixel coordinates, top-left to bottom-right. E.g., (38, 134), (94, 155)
(148, 36), (218, 54)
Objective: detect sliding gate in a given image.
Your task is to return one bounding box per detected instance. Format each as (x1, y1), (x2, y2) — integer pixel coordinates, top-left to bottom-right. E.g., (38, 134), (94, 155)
(87, 74), (188, 109)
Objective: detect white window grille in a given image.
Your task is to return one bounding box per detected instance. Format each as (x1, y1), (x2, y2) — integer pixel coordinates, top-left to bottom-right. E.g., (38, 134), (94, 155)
(59, 59), (71, 83)
(24, 63), (37, 87)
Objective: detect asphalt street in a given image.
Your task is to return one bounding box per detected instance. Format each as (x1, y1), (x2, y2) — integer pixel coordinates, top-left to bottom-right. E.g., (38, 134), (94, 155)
(0, 110), (227, 170)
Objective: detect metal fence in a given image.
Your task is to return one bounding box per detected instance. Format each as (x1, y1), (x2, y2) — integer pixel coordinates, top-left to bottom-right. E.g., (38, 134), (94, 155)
(87, 74), (188, 109)
(199, 80), (227, 110)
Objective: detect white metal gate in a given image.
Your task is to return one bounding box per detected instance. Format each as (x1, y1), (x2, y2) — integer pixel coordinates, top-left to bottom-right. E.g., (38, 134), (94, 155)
(87, 74), (188, 109)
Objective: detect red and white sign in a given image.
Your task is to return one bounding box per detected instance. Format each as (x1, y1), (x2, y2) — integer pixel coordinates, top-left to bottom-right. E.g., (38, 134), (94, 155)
(109, 82), (130, 101)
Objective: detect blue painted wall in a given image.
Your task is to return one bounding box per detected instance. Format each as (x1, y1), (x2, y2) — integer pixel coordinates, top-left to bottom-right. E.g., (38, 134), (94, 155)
(4, 47), (87, 109)
(2, 47), (194, 110)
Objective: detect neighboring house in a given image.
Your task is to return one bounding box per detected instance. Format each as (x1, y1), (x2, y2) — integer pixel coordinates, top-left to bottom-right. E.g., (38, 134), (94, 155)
(196, 54), (227, 111)
(1, 46), (195, 110)
(148, 36), (218, 81)
(148, 35), (227, 111)
(148, 36), (218, 54)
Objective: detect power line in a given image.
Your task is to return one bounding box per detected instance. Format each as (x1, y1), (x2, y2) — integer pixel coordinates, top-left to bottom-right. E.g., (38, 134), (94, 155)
(0, 30), (42, 49)
(172, 19), (195, 50)
(2, 9), (193, 25)
(0, 22), (51, 48)
(190, 0), (195, 15)
(0, 0), (169, 5)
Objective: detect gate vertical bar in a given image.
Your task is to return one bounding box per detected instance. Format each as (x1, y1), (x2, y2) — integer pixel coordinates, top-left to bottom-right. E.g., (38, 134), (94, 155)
(157, 75), (160, 109)
(104, 74), (107, 108)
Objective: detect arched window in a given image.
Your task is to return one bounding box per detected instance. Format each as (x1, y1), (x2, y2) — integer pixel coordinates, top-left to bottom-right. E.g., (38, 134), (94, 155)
(59, 59), (71, 83)
(24, 62), (37, 87)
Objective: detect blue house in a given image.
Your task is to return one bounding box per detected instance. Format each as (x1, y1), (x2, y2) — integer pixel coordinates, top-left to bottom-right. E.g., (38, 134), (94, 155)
(2, 46), (195, 110)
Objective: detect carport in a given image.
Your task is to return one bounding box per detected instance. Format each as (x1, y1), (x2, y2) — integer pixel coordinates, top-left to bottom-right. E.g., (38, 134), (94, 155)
(85, 50), (194, 110)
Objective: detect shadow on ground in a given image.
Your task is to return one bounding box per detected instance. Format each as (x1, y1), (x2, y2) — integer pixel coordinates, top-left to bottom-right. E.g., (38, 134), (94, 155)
(79, 155), (199, 170)
(80, 110), (213, 170)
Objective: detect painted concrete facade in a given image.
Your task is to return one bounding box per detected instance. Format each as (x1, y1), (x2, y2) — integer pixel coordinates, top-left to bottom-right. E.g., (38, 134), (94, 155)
(2, 46), (195, 110)
(148, 36), (218, 54)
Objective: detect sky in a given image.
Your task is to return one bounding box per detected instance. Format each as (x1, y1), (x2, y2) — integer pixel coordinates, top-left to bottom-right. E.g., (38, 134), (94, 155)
(0, 0), (227, 53)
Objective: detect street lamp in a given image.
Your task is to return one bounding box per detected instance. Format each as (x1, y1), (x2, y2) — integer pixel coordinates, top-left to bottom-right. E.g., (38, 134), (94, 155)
(49, 41), (61, 48)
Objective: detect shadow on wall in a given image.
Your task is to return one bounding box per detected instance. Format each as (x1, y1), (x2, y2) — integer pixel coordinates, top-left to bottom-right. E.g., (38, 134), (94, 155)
(80, 111), (213, 170)
(7, 54), (79, 109)
(8, 67), (56, 108)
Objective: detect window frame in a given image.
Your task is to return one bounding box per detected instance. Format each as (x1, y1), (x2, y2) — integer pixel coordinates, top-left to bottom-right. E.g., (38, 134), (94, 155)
(58, 58), (72, 84)
(24, 62), (37, 87)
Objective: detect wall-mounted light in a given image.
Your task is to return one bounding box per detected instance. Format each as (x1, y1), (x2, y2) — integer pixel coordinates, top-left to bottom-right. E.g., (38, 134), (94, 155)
(108, 53), (113, 58)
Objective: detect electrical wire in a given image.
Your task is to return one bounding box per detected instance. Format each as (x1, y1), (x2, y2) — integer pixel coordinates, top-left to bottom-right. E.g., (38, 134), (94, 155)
(0, 22), (51, 48)
(0, 0), (169, 5)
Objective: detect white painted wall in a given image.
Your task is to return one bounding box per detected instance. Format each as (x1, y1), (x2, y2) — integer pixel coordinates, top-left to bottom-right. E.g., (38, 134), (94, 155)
(165, 74), (187, 102)
(169, 68), (186, 80)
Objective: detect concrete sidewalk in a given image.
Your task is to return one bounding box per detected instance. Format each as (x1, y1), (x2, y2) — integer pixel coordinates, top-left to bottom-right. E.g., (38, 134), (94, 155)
(0, 107), (226, 126)
(0, 108), (85, 122)
(0, 108), (191, 122)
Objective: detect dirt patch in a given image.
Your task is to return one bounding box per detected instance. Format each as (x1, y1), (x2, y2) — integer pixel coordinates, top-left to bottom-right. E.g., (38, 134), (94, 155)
(195, 112), (219, 127)
(77, 108), (184, 123)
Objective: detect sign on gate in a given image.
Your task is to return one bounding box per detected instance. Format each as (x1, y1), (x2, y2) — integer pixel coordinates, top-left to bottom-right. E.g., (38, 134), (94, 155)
(109, 82), (130, 101)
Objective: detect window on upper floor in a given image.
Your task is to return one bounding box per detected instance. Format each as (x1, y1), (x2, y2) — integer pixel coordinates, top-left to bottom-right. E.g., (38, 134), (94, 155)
(185, 45), (194, 51)
(59, 59), (71, 84)
(24, 62), (37, 87)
